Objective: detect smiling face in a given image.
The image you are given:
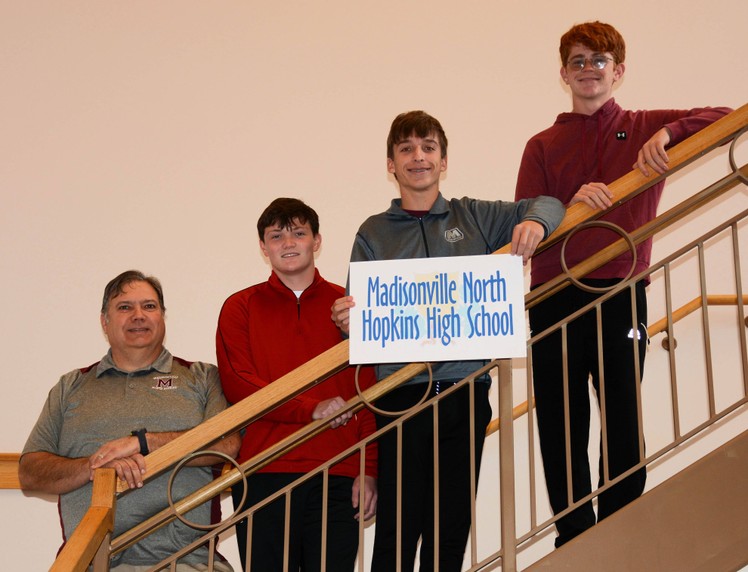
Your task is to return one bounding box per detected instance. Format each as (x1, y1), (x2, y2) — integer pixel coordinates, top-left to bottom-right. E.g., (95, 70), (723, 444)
(260, 219), (321, 290)
(560, 43), (624, 114)
(387, 132), (448, 207)
(100, 280), (165, 366)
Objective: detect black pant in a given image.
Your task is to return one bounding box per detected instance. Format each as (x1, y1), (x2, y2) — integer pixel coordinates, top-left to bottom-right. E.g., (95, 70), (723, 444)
(530, 280), (648, 547)
(370, 381), (491, 572)
(231, 473), (358, 571)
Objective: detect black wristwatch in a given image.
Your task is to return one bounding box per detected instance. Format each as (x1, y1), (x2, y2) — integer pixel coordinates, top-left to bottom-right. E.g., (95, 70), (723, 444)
(131, 428), (149, 456)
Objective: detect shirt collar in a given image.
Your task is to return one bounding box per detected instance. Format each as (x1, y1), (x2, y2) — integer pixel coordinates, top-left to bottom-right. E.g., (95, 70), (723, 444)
(390, 192), (448, 216)
(268, 268), (322, 296)
(95, 347), (173, 377)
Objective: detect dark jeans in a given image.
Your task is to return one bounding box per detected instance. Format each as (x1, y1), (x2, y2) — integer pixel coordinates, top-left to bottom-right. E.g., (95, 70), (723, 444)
(530, 279), (648, 547)
(231, 473), (358, 571)
(371, 381), (492, 572)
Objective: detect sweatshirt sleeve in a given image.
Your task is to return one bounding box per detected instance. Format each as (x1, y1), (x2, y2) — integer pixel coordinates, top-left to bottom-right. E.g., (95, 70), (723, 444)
(466, 195), (565, 252)
(663, 106), (734, 145)
(216, 294), (318, 424)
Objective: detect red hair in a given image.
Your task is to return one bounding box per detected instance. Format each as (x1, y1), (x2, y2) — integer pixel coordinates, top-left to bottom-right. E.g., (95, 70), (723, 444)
(559, 21), (626, 65)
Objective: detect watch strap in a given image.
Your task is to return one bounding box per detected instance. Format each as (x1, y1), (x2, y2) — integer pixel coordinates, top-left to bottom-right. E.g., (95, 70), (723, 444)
(131, 428), (149, 456)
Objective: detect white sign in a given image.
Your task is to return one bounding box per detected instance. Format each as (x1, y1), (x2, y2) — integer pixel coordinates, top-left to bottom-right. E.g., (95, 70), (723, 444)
(348, 254), (527, 364)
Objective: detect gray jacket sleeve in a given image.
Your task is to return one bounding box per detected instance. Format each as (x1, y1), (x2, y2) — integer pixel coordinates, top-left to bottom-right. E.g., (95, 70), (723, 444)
(521, 195), (566, 238)
(466, 195), (566, 252)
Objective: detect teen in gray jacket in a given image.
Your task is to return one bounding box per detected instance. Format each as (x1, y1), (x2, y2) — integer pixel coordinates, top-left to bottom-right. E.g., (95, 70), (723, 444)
(332, 110), (564, 572)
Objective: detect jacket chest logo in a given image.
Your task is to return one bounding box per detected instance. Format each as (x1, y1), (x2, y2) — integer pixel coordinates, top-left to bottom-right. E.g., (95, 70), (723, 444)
(444, 228), (464, 243)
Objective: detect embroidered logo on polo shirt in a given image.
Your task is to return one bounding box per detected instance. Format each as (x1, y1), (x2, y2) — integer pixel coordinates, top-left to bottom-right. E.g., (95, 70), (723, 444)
(616, 131), (627, 140)
(152, 375), (179, 390)
(445, 228), (464, 243)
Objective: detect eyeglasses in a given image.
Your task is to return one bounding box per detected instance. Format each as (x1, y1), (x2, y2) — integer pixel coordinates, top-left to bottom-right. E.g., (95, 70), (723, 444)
(567, 55), (615, 71)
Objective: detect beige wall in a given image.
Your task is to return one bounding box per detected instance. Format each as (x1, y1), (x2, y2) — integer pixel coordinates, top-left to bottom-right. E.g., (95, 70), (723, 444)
(1, 1), (746, 569)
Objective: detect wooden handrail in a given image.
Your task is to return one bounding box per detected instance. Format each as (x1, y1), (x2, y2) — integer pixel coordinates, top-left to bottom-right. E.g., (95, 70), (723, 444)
(120, 104), (747, 494)
(0, 453), (20, 489)
(7, 296), (743, 497)
(9, 298), (746, 500)
(486, 400), (532, 436)
(648, 295), (748, 338)
(526, 163), (748, 308)
(50, 468), (116, 572)
(3, 372), (508, 500)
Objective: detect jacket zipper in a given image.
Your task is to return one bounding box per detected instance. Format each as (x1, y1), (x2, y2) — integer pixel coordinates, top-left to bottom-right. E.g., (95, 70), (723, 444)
(418, 218), (431, 257)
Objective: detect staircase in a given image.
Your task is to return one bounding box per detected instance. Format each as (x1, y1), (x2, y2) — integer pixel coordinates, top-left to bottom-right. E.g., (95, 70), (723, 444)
(526, 430), (748, 572)
(5, 104), (747, 572)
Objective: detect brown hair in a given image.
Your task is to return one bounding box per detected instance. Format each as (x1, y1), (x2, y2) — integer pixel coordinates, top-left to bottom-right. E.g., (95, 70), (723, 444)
(101, 270), (165, 314)
(559, 21), (626, 65)
(257, 197), (320, 240)
(387, 110), (448, 160)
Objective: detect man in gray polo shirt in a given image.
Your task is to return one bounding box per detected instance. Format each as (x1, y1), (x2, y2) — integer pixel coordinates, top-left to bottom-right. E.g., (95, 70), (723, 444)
(19, 270), (240, 571)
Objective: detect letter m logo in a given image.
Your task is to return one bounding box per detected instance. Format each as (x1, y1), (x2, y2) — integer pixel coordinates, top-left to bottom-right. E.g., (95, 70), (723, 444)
(157, 378), (173, 388)
(445, 228), (464, 243)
